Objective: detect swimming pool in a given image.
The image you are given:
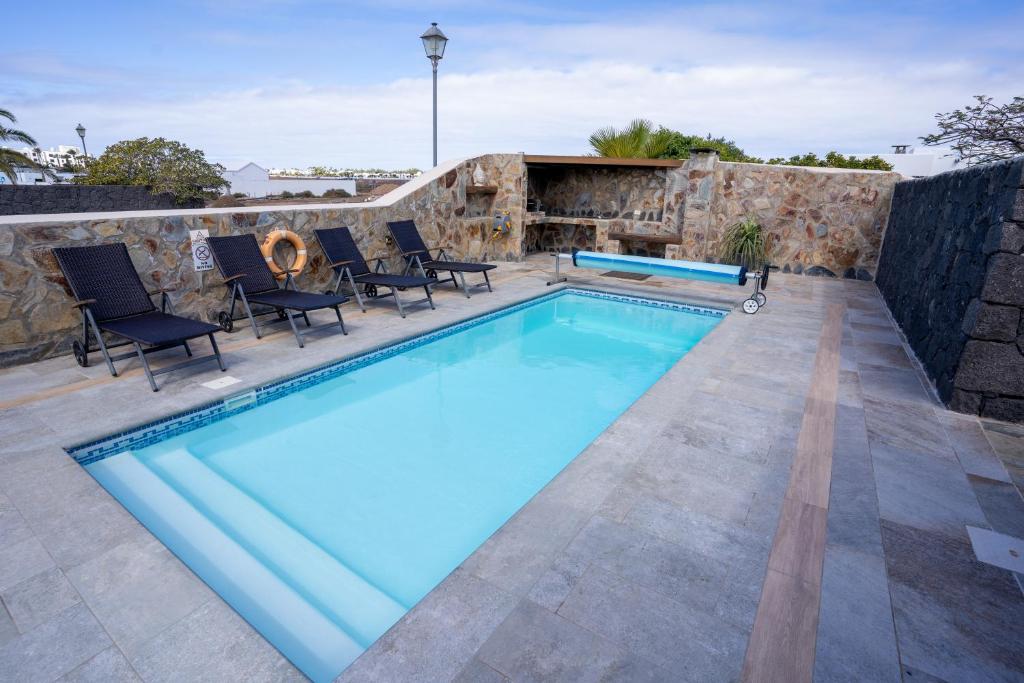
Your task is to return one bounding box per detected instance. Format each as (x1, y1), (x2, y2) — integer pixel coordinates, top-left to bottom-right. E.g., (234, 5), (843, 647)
(71, 289), (723, 681)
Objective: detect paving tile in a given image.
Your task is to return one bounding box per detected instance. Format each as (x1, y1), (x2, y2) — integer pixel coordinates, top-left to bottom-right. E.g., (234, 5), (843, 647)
(967, 474), (1024, 539)
(130, 599), (303, 683)
(526, 555), (585, 612)
(880, 519), (1024, 681)
(453, 657), (510, 683)
(850, 321), (903, 345)
(739, 567), (819, 682)
(871, 442), (986, 540)
(58, 647), (141, 682)
(629, 456), (756, 526)
(983, 425), (1024, 490)
(656, 418), (772, 464)
(0, 535), (55, 593)
(813, 547), (901, 682)
(556, 566), (747, 680)
(854, 340), (913, 369)
(863, 396), (955, 458)
(858, 367), (931, 405)
(1, 566), (81, 633)
(0, 602), (112, 682)
(66, 536), (213, 658)
(940, 413), (1012, 483)
(0, 491), (34, 550)
(341, 569), (518, 683)
(966, 526), (1024, 574)
(476, 600), (669, 683)
(0, 600), (16, 647)
(767, 497), (828, 585)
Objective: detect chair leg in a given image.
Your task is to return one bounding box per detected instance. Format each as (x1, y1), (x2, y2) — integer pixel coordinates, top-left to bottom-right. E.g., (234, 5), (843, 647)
(483, 270), (493, 292)
(209, 333), (227, 371)
(86, 310), (117, 377)
(457, 270), (470, 298)
(302, 312), (311, 327)
(182, 340), (193, 357)
(391, 287), (406, 318)
(424, 285), (436, 310)
(334, 306), (347, 335)
(284, 309), (304, 348)
(134, 342), (159, 391)
(236, 286), (261, 339)
(347, 272), (366, 312)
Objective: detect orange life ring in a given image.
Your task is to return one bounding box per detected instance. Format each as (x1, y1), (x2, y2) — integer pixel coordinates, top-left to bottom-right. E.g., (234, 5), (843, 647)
(260, 229), (307, 281)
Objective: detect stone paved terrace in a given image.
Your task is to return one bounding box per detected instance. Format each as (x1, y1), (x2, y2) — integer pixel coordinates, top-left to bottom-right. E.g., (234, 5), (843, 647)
(0, 255), (1022, 682)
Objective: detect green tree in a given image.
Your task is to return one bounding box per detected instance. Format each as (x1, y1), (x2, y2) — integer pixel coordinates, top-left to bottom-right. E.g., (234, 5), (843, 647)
(922, 95), (1024, 165)
(75, 137), (227, 203)
(588, 119), (675, 158)
(659, 130), (764, 163)
(765, 151), (893, 171)
(0, 108), (56, 183)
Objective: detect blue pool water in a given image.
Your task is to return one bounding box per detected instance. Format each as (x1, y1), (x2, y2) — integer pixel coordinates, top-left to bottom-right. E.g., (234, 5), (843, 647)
(78, 290), (721, 681)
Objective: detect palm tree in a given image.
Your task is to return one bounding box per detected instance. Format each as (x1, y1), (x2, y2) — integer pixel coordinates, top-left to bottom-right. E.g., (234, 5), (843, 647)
(588, 118), (675, 158)
(0, 108), (53, 184)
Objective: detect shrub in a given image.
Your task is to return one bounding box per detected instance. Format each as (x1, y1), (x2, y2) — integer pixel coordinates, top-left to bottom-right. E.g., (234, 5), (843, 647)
(322, 188), (351, 198)
(279, 190), (294, 199)
(232, 192), (248, 198)
(720, 216), (770, 269)
(295, 190), (314, 198)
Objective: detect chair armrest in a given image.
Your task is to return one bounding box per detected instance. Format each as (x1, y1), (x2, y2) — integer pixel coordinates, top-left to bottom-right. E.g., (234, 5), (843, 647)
(400, 249), (426, 257)
(148, 286), (176, 295)
(365, 254), (389, 263)
(71, 298), (96, 309)
(329, 260), (354, 269)
(223, 273), (246, 283)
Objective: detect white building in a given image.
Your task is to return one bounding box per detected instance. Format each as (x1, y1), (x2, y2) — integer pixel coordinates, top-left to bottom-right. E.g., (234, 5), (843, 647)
(17, 145), (89, 171)
(223, 162), (357, 198)
(857, 146), (959, 178)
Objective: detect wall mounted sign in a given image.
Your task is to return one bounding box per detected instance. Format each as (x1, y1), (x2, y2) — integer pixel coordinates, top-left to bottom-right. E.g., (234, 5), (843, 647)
(189, 229), (214, 272)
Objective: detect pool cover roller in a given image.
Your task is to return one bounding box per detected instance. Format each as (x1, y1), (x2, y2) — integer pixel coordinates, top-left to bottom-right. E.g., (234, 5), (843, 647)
(549, 248), (771, 313)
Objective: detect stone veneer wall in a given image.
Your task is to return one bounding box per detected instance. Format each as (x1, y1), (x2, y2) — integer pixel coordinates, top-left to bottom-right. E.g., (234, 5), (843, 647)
(527, 167), (670, 228)
(0, 185), (203, 216)
(876, 158), (1024, 422)
(0, 154), (525, 366)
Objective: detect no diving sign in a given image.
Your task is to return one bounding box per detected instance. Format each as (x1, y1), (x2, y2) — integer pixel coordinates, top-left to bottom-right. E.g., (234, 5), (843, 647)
(189, 229), (214, 272)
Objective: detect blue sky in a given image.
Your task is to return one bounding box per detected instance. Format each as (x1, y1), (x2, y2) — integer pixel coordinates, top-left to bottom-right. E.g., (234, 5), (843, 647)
(4, 1), (1022, 168)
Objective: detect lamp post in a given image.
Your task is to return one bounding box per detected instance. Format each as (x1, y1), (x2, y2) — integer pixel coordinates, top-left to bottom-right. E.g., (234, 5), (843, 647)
(420, 22), (448, 167)
(75, 123), (87, 158)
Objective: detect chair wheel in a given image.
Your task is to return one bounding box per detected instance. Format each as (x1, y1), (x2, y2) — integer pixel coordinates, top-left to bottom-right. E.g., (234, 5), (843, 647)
(217, 311), (234, 333)
(72, 339), (89, 367)
(426, 269), (437, 280)
(742, 298), (761, 314)
(323, 289), (334, 296)
(364, 284), (378, 298)
(277, 309), (288, 321)
(397, 286), (407, 292)
(755, 292), (767, 306)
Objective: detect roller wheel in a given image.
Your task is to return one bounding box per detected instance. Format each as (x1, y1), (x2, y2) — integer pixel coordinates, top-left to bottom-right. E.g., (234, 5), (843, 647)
(72, 339), (89, 367)
(397, 286), (408, 292)
(755, 292), (767, 306)
(426, 269), (438, 280)
(277, 309), (288, 321)
(363, 284), (378, 298)
(742, 298), (761, 315)
(323, 289), (334, 296)
(217, 311), (234, 333)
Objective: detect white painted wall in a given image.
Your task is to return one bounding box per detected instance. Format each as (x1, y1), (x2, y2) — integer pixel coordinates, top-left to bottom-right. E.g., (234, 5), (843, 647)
(854, 147), (958, 178)
(223, 162), (356, 197)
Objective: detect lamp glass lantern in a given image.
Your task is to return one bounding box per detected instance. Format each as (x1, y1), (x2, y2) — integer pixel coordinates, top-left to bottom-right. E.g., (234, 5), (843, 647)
(420, 22), (448, 62)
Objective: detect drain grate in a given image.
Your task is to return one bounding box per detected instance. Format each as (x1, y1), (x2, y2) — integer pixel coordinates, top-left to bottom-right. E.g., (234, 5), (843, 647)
(601, 270), (651, 281)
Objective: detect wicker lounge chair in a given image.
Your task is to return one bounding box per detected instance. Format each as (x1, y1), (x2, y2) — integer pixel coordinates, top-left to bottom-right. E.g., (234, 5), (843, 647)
(52, 243), (226, 391)
(314, 226), (435, 318)
(207, 234), (348, 348)
(386, 219), (495, 298)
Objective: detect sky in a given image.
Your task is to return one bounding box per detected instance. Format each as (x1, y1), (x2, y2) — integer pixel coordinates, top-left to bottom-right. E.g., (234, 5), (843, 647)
(4, 1), (1023, 170)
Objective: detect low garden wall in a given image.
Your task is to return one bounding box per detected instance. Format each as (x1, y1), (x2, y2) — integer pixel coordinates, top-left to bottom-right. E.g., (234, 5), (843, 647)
(0, 185), (202, 216)
(0, 154), (525, 366)
(876, 158), (1024, 422)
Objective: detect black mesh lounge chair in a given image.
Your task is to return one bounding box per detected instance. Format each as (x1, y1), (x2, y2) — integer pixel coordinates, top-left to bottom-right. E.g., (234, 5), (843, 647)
(52, 243), (226, 392)
(314, 226), (435, 318)
(386, 219), (496, 298)
(207, 234), (347, 348)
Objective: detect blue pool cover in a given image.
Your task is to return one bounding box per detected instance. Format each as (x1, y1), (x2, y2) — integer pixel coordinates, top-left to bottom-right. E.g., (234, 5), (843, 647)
(572, 250), (745, 285)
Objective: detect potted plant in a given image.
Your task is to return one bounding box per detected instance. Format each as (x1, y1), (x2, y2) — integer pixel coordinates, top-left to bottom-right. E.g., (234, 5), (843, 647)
(720, 216), (770, 270)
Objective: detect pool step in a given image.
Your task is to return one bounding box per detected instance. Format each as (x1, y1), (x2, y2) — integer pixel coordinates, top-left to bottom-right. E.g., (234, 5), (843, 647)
(88, 452), (362, 683)
(142, 448), (407, 646)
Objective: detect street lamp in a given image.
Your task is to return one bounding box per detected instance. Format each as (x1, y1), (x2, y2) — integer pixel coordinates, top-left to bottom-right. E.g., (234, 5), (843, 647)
(420, 22), (448, 167)
(75, 123), (87, 158)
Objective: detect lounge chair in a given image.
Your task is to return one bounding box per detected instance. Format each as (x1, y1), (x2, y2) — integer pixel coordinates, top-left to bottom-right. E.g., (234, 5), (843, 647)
(314, 226), (435, 318)
(207, 234), (348, 348)
(52, 243), (226, 391)
(386, 219), (496, 298)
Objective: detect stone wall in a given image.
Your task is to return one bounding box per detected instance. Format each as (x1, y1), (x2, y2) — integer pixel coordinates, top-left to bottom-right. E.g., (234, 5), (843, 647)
(0, 185), (203, 216)
(527, 167), (670, 228)
(876, 158), (1024, 422)
(0, 154), (525, 366)
(701, 161), (898, 279)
